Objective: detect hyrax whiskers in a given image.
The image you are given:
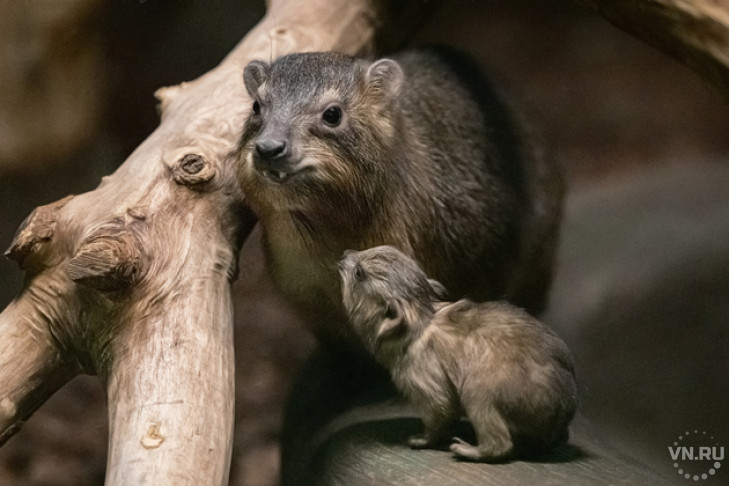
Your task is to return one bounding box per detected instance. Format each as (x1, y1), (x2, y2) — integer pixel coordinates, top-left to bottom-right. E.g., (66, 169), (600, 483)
(236, 47), (564, 344)
(338, 245), (578, 462)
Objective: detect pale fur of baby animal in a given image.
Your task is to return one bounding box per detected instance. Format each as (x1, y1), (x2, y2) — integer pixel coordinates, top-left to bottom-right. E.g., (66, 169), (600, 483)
(338, 245), (578, 462)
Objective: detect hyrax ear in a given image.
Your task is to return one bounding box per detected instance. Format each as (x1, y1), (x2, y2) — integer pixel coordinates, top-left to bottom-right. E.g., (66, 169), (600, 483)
(376, 301), (406, 344)
(364, 59), (404, 102)
(428, 279), (448, 299)
(243, 60), (270, 97)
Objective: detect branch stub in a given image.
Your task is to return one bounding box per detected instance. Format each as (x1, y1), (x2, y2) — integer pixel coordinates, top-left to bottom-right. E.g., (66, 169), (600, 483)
(172, 153), (216, 190)
(67, 232), (143, 292)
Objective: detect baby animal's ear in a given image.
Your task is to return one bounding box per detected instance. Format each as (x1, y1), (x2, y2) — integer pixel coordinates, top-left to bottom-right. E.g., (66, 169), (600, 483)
(364, 59), (404, 102)
(376, 301), (406, 344)
(428, 279), (448, 299)
(243, 60), (270, 97)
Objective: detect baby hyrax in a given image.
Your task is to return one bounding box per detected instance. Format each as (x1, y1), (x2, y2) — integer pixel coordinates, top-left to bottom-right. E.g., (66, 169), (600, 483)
(338, 245), (578, 462)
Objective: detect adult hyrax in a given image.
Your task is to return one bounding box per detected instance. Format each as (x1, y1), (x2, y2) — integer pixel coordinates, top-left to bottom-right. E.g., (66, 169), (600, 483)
(237, 47), (563, 342)
(338, 245), (578, 461)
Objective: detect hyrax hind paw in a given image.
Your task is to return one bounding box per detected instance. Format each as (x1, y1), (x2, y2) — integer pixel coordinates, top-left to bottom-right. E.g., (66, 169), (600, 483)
(449, 437), (481, 460)
(449, 437), (511, 463)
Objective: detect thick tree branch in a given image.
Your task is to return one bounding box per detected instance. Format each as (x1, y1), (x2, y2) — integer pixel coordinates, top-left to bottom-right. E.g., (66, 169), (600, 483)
(576, 0), (729, 97)
(0, 0), (432, 484)
(0, 293), (79, 447)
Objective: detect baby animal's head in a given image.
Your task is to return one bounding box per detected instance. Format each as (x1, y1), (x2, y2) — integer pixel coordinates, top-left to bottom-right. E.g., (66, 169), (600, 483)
(338, 245), (447, 357)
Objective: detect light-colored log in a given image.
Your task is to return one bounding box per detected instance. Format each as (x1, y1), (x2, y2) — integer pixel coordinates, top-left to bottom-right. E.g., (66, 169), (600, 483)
(1, 197), (80, 446)
(10, 0), (726, 484)
(0, 289), (79, 447)
(576, 0), (729, 97)
(99, 1), (385, 480)
(0, 0), (430, 484)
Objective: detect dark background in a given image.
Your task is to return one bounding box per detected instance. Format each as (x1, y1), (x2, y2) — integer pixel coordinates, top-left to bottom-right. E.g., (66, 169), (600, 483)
(0, 1), (727, 485)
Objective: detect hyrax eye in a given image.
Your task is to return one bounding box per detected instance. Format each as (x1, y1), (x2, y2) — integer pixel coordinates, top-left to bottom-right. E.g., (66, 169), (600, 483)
(354, 263), (365, 281)
(252, 100), (261, 115)
(322, 106), (342, 127)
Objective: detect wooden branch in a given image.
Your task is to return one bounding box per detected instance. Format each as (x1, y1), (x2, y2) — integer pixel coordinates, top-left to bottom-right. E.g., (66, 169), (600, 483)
(0, 0), (432, 484)
(0, 292), (79, 447)
(294, 411), (674, 486)
(576, 0), (729, 97)
(1, 197), (80, 446)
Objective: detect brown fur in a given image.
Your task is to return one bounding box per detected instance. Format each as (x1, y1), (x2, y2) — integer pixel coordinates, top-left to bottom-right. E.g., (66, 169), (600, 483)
(236, 47), (564, 343)
(339, 246), (578, 462)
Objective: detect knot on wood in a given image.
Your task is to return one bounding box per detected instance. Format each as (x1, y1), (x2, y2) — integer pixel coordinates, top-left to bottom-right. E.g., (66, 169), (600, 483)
(140, 422), (166, 449)
(4, 195), (74, 270)
(67, 231), (143, 292)
(172, 153), (216, 190)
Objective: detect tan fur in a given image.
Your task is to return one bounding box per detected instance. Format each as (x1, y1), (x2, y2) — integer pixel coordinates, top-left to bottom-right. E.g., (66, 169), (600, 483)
(339, 246), (578, 462)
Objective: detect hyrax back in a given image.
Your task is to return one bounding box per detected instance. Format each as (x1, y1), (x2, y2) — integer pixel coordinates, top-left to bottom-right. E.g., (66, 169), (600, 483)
(237, 47), (563, 342)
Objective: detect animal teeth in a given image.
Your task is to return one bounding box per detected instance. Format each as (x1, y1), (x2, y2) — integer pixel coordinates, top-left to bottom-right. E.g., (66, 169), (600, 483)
(258, 166), (293, 183)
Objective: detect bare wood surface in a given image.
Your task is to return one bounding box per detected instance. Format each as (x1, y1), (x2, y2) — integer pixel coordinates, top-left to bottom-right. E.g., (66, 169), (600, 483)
(576, 0), (729, 96)
(281, 356), (681, 486)
(0, 293), (79, 446)
(302, 409), (678, 486)
(0, 0), (433, 484)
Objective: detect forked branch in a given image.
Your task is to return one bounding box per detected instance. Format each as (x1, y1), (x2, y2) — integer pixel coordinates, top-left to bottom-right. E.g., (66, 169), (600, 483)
(3, 0), (726, 485)
(0, 0), (432, 484)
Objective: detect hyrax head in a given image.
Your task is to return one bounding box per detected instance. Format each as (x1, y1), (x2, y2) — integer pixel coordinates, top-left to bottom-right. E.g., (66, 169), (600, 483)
(338, 246), (447, 354)
(239, 52), (405, 212)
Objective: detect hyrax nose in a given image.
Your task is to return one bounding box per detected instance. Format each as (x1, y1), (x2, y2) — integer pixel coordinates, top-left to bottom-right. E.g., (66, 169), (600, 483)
(255, 139), (287, 162)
